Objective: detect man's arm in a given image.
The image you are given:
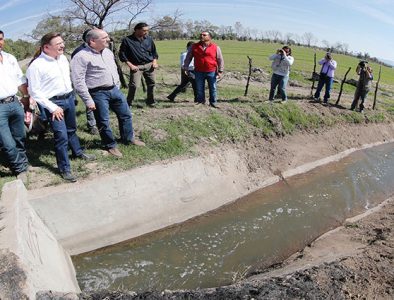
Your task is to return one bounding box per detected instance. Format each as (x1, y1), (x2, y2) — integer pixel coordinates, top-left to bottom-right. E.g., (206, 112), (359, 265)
(216, 46), (224, 74)
(70, 55), (95, 109)
(25, 65), (59, 113)
(183, 47), (193, 70)
(119, 37), (139, 72)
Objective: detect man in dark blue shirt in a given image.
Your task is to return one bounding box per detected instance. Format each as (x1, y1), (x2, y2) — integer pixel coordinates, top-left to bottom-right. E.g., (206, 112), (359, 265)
(119, 22), (159, 107)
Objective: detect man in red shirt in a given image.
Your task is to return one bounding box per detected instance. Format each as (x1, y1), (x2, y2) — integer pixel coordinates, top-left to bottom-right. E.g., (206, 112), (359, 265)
(183, 31), (224, 108)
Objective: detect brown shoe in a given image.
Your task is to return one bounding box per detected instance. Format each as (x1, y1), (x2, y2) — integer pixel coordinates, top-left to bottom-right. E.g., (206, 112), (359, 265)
(131, 139), (146, 147)
(108, 147), (123, 158)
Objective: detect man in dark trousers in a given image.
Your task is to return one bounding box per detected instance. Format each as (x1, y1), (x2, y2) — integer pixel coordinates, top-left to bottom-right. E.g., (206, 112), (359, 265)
(119, 22), (159, 107)
(167, 41), (197, 102)
(313, 52), (337, 105)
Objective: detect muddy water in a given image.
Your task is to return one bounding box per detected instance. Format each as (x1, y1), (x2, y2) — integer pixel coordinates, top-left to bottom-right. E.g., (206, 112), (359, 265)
(73, 142), (394, 292)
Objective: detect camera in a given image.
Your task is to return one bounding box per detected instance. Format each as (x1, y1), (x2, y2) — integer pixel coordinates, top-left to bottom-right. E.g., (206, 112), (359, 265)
(358, 60), (368, 68)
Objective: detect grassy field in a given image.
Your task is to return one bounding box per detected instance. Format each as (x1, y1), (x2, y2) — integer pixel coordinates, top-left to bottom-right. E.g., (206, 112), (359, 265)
(156, 40), (394, 86)
(0, 40), (393, 192)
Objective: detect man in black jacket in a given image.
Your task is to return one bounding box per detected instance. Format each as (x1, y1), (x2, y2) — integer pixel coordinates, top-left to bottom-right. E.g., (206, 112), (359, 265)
(119, 22), (159, 107)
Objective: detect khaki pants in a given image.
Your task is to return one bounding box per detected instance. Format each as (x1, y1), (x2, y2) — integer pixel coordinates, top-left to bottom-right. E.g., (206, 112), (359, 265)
(127, 62), (156, 105)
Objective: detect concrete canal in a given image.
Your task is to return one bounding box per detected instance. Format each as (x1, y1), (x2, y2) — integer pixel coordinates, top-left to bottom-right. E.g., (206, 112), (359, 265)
(72, 142), (394, 293)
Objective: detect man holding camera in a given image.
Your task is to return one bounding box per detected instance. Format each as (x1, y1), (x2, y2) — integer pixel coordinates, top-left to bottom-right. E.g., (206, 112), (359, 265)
(313, 52), (337, 105)
(268, 46), (294, 102)
(350, 61), (373, 113)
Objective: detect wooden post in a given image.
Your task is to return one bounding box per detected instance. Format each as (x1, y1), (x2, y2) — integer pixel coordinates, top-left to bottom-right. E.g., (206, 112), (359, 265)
(244, 56), (253, 96)
(372, 65), (382, 110)
(335, 67), (351, 106)
(310, 52), (317, 97)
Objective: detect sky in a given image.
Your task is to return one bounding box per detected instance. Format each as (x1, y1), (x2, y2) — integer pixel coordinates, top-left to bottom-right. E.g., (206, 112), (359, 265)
(1, 0), (394, 62)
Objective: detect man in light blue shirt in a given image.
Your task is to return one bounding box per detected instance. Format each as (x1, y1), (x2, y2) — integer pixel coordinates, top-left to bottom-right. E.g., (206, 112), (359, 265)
(167, 41), (197, 102)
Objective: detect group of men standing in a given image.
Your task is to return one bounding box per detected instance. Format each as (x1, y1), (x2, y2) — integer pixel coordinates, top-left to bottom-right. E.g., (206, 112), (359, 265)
(0, 24), (225, 184)
(0, 26), (148, 183)
(0, 23), (374, 185)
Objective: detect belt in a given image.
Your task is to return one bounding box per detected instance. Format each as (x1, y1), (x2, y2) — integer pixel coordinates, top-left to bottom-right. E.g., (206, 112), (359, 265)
(49, 91), (74, 100)
(88, 85), (115, 93)
(0, 95), (16, 104)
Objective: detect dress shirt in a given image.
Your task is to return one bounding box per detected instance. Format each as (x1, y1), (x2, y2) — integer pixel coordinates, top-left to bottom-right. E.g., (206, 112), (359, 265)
(319, 58), (337, 78)
(0, 51), (26, 99)
(26, 52), (73, 113)
(71, 46), (120, 107)
(180, 51), (194, 71)
(119, 35), (158, 65)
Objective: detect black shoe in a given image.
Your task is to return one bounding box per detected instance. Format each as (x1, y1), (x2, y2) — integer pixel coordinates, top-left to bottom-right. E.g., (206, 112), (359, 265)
(167, 95), (175, 102)
(78, 152), (96, 161)
(209, 103), (219, 108)
(61, 172), (77, 182)
(147, 102), (157, 107)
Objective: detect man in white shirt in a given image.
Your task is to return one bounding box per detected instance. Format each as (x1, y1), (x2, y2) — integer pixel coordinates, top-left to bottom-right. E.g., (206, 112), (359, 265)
(0, 30), (29, 183)
(26, 32), (95, 182)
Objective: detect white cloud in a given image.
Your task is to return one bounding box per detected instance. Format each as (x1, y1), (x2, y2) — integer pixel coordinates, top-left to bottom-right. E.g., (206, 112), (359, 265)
(0, 0), (24, 11)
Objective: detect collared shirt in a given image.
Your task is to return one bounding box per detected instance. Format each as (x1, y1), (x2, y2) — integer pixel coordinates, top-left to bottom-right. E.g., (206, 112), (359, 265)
(0, 51), (26, 99)
(119, 34), (158, 65)
(319, 58), (337, 78)
(26, 52), (73, 113)
(71, 46), (120, 107)
(269, 54), (294, 77)
(180, 51), (194, 71)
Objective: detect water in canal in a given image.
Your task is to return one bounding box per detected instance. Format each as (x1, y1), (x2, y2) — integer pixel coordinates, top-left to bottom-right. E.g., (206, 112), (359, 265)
(73, 142), (394, 292)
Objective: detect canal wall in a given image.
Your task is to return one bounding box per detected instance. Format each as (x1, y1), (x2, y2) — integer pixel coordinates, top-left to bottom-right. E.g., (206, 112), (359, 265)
(28, 138), (393, 255)
(0, 180), (80, 299)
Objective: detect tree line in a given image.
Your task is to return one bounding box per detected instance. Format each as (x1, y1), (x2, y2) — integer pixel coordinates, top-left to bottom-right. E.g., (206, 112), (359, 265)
(3, 0), (384, 65)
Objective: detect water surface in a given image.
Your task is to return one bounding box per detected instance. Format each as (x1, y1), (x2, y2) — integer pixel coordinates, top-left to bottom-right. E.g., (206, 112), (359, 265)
(73, 142), (394, 292)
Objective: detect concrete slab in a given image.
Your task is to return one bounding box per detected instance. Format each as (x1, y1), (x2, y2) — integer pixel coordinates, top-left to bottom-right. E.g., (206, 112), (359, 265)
(0, 180), (80, 298)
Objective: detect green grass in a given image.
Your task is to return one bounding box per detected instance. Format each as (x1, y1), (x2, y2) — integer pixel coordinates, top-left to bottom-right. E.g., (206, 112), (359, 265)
(156, 40), (394, 86)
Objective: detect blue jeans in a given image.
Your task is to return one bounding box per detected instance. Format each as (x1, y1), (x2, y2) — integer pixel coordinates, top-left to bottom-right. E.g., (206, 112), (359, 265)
(0, 99), (29, 174)
(269, 73), (289, 101)
(90, 87), (134, 149)
(44, 93), (83, 173)
(314, 74), (333, 102)
(195, 71), (217, 104)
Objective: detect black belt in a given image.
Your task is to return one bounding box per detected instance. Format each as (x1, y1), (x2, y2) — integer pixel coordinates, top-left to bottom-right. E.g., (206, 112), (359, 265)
(49, 91), (74, 100)
(0, 95), (16, 104)
(88, 85), (115, 93)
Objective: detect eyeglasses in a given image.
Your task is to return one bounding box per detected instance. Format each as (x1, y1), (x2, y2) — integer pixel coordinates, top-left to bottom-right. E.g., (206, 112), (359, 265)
(200, 34), (208, 36)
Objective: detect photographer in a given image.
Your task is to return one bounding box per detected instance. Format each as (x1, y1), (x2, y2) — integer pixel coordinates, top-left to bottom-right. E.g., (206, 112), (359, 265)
(350, 61), (373, 113)
(268, 46), (294, 103)
(313, 52), (337, 105)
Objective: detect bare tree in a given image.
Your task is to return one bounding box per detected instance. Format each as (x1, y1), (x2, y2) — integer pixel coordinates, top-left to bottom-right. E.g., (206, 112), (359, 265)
(302, 32), (317, 47)
(149, 9), (182, 32)
(265, 30), (282, 43)
(66, 0), (152, 29)
(284, 32), (294, 44)
(234, 21), (243, 38)
(321, 39), (331, 51)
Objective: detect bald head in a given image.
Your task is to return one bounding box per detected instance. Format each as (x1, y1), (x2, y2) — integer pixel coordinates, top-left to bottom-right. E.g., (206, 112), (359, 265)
(86, 29), (110, 51)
